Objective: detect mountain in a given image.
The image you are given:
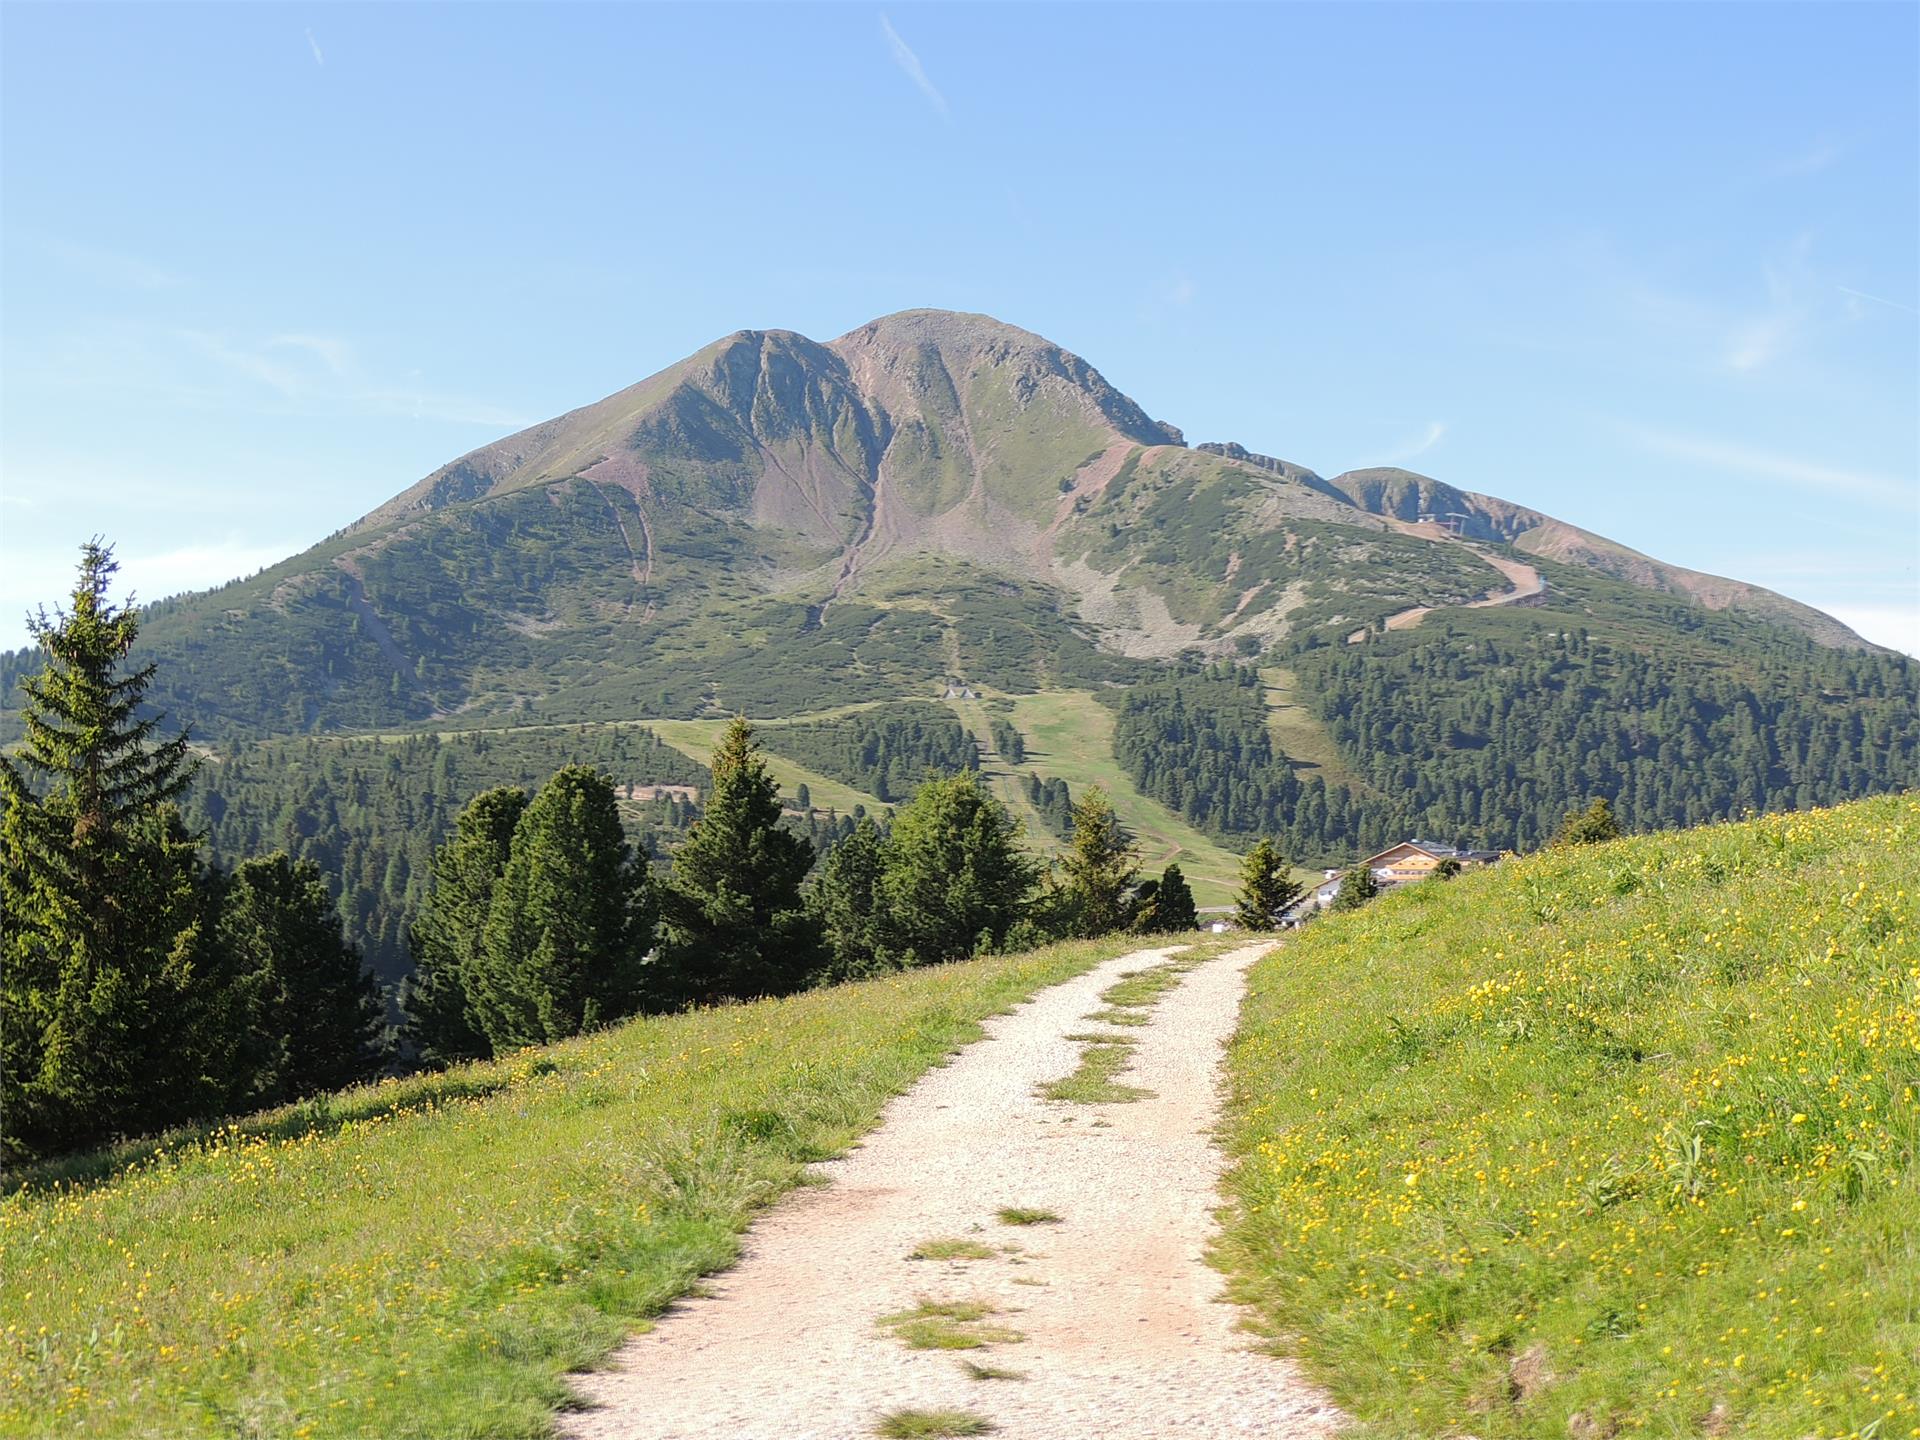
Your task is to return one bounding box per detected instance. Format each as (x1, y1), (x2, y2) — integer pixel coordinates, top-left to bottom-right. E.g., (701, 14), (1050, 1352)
(27, 308), (1871, 739)
(4, 309), (1914, 987)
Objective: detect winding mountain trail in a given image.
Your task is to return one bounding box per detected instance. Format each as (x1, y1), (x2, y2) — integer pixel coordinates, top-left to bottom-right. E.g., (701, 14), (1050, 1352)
(562, 942), (1341, 1440)
(1372, 521), (1547, 634)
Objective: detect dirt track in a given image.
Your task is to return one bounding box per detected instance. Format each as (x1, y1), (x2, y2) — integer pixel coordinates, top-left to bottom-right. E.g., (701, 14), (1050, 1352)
(561, 942), (1342, 1439)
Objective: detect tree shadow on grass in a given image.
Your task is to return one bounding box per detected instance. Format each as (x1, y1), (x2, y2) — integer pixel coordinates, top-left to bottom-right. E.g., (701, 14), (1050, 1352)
(1, 1066), (519, 1199)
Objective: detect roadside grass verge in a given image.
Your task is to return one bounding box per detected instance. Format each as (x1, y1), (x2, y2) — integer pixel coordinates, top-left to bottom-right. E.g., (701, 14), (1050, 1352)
(1216, 794), (1920, 1440)
(0, 935), (1152, 1440)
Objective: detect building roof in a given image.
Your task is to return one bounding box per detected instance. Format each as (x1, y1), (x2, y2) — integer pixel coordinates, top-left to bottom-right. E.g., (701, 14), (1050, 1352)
(1358, 839), (1457, 866)
(1357, 839), (1502, 869)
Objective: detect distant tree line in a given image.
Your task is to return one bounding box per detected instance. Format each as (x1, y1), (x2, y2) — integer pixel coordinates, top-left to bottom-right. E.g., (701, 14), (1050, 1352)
(1111, 664), (1387, 860)
(411, 724), (1205, 1058)
(1022, 772), (1075, 838)
(760, 704), (979, 802)
(988, 716), (1025, 764)
(1111, 628), (1920, 860)
(1297, 621), (1920, 849)
(178, 725), (709, 990)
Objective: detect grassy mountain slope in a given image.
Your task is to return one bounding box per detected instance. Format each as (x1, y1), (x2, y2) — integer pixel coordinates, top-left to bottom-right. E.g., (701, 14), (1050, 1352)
(0, 934), (1183, 1440)
(1217, 793), (1919, 1439)
(650, 717), (887, 816)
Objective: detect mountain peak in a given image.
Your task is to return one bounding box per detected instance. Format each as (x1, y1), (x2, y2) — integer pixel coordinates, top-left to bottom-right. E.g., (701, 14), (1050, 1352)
(832, 307), (1053, 351)
(830, 309), (1182, 450)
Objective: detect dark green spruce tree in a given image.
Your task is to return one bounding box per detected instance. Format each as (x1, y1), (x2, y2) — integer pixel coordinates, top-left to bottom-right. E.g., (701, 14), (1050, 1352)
(807, 816), (891, 983)
(1134, 862), (1199, 933)
(1059, 787), (1139, 938)
(1234, 838), (1303, 930)
(469, 767), (653, 1050)
(876, 772), (1037, 964)
(0, 542), (245, 1159)
(217, 852), (385, 1105)
(1331, 863), (1380, 911)
(1552, 796), (1622, 847)
(657, 719), (821, 1004)
(404, 786), (529, 1063)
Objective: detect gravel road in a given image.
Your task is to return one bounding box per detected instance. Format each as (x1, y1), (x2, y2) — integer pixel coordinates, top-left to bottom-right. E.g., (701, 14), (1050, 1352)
(561, 942), (1343, 1439)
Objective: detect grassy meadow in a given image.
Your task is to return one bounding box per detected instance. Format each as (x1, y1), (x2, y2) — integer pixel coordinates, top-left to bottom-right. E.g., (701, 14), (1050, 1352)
(1218, 794), (1920, 1439)
(648, 715), (885, 816)
(0, 934), (1165, 1440)
(1003, 689), (1249, 904)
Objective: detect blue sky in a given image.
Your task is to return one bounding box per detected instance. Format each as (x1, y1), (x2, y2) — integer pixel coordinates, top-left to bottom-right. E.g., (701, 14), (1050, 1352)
(2, 3), (1915, 652)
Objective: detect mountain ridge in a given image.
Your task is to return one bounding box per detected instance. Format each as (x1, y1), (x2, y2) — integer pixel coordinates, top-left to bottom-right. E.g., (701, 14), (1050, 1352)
(340, 307), (1865, 660)
(2, 308), (1892, 751)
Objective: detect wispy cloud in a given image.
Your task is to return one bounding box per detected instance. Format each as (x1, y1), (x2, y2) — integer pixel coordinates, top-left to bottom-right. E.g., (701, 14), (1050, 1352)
(305, 28), (325, 67)
(1837, 284), (1918, 318)
(39, 238), (186, 293)
(178, 329), (533, 428)
(180, 329), (309, 395)
(1723, 240), (1813, 374)
(1167, 274), (1195, 306)
(1621, 422), (1916, 510)
(270, 332), (353, 375)
(1725, 311), (1791, 372)
(1769, 136), (1846, 180)
(1378, 421), (1448, 466)
(880, 14), (948, 117)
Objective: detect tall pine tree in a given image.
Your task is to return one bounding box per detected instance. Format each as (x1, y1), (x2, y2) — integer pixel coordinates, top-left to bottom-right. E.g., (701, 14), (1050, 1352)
(806, 816), (891, 983)
(217, 852), (385, 1104)
(1, 543), (245, 1159)
(877, 772), (1037, 964)
(1552, 796), (1622, 847)
(469, 767), (653, 1050)
(657, 719), (820, 1004)
(1059, 787), (1139, 937)
(404, 786), (528, 1063)
(1330, 863), (1379, 911)
(1234, 838), (1303, 930)
(1134, 862), (1199, 933)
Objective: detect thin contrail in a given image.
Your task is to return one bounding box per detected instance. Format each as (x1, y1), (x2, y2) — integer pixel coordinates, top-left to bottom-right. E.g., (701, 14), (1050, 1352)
(880, 14), (948, 117)
(1837, 285), (1917, 317)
